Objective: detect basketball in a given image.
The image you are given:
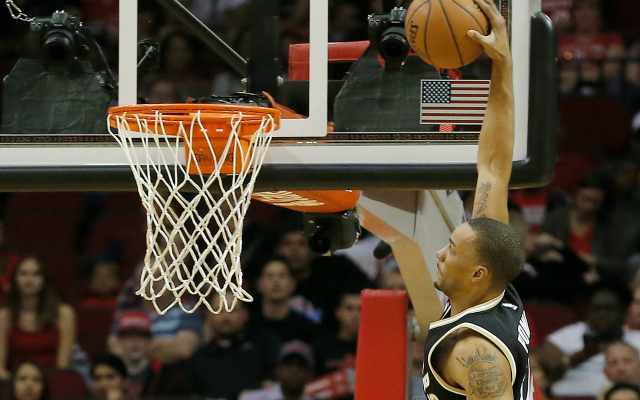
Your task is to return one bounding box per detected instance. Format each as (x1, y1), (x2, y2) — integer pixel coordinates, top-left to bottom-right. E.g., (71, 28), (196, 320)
(405, 0), (490, 69)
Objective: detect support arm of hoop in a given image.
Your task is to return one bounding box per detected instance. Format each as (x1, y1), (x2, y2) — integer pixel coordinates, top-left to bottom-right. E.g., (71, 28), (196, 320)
(252, 190), (360, 213)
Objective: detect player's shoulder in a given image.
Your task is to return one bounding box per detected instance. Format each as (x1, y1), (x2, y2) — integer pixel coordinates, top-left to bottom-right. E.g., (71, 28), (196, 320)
(449, 328), (506, 359)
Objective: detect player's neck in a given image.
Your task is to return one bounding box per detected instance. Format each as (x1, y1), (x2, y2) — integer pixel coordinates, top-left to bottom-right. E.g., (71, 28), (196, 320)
(262, 298), (291, 320)
(449, 288), (504, 316)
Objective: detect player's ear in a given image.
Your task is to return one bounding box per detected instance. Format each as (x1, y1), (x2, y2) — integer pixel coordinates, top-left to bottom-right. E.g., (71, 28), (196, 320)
(471, 265), (489, 282)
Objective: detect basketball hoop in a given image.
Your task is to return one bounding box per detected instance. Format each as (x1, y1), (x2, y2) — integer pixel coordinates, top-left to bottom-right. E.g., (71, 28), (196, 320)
(108, 103), (280, 315)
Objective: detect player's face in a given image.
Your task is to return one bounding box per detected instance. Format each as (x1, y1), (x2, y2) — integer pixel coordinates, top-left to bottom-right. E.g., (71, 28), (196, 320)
(13, 363), (44, 400)
(258, 261), (296, 301)
(435, 223), (478, 296)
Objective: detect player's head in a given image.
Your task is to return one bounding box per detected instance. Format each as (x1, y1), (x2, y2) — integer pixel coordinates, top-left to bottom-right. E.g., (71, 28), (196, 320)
(435, 217), (525, 298)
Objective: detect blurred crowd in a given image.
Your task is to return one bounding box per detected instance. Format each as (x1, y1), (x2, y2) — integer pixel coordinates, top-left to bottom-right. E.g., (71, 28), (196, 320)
(0, 0), (639, 400)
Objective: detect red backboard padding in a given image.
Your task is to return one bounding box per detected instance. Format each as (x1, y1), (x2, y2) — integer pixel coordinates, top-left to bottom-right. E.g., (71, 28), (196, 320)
(355, 289), (409, 400)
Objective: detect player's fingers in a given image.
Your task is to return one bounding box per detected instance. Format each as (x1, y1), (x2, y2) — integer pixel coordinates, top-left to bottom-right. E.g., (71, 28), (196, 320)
(467, 30), (487, 43)
(474, 0), (503, 26)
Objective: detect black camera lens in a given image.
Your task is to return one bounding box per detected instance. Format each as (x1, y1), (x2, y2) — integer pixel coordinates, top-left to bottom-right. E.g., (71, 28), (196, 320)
(308, 228), (332, 255)
(380, 27), (410, 62)
(43, 30), (75, 63)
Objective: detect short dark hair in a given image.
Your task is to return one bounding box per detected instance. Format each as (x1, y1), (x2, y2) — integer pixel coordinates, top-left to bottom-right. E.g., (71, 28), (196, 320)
(467, 217), (526, 286)
(588, 281), (632, 308)
(91, 354), (128, 379)
(605, 383), (640, 400)
(258, 255), (293, 277)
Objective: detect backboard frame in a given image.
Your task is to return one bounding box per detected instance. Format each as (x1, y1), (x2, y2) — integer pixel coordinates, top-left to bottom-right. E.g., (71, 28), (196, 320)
(0, 0), (556, 192)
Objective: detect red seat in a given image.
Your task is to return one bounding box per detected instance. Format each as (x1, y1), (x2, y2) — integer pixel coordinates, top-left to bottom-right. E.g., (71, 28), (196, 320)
(85, 214), (146, 279)
(524, 302), (577, 344)
(101, 192), (144, 215)
(74, 303), (116, 358)
(558, 97), (631, 154)
(45, 368), (90, 400)
(5, 192), (86, 219)
(5, 215), (79, 247)
(2, 246), (79, 299)
(613, 1), (640, 38)
(547, 149), (606, 196)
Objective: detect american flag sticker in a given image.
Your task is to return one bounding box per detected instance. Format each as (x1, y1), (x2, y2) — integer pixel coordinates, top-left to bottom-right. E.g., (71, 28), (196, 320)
(420, 80), (490, 125)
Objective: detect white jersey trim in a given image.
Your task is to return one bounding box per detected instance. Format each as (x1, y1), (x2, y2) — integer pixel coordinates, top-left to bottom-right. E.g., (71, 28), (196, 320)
(429, 292), (505, 330)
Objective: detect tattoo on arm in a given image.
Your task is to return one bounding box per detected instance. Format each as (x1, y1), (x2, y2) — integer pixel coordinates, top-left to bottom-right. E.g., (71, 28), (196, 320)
(474, 182), (492, 218)
(456, 349), (508, 398)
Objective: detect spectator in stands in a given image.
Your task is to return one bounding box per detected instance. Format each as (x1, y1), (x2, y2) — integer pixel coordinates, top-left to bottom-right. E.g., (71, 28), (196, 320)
(145, 78), (182, 104)
(0, 256), (76, 381)
(9, 361), (50, 400)
(411, 342), (427, 399)
(530, 350), (552, 400)
(114, 311), (186, 398)
(627, 280), (640, 330)
(0, 221), (20, 301)
(313, 291), (361, 375)
(334, 230), (399, 282)
(239, 340), (316, 400)
(542, 0), (573, 34)
(600, 342), (640, 399)
(558, 0), (625, 95)
(510, 188), (567, 235)
(91, 354), (130, 400)
(379, 268), (406, 291)
(107, 264), (202, 365)
(275, 228), (372, 326)
(541, 173), (613, 283)
(115, 311), (154, 398)
(537, 283), (640, 397)
(156, 32), (210, 101)
(605, 383), (640, 400)
(186, 293), (280, 399)
(78, 259), (121, 306)
(247, 257), (318, 344)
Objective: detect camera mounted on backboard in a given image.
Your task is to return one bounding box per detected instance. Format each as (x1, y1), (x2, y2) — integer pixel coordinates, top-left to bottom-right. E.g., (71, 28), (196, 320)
(30, 11), (89, 69)
(303, 209), (361, 255)
(368, 7), (409, 71)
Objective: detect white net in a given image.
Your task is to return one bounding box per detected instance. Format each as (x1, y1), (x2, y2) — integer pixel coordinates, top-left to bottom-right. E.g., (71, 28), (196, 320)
(108, 107), (276, 314)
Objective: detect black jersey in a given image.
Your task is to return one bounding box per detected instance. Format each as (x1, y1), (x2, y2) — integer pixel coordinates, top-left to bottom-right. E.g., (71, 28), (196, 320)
(422, 284), (532, 400)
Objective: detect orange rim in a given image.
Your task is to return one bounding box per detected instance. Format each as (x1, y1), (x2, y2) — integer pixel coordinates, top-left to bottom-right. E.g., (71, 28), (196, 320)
(108, 103), (280, 133)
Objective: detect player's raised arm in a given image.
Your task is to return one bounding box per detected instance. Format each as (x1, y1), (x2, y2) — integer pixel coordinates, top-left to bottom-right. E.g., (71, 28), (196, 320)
(467, 0), (514, 224)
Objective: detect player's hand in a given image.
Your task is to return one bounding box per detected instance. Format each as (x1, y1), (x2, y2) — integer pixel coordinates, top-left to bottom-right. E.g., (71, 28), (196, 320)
(467, 0), (511, 63)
